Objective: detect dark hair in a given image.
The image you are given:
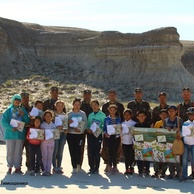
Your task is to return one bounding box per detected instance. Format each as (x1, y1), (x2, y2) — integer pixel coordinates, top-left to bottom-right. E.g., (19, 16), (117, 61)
(108, 89), (116, 94)
(35, 100), (44, 106)
(72, 98), (81, 105)
(123, 109), (133, 115)
(43, 110), (53, 118)
(136, 110), (146, 116)
(34, 116), (42, 123)
(91, 100), (99, 106)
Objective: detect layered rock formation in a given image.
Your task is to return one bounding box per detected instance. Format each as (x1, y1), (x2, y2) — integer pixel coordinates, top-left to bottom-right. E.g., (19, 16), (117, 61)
(0, 17), (194, 101)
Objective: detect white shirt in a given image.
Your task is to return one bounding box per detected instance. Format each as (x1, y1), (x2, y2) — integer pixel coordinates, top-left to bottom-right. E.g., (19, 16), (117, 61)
(121, 119), (136, 145)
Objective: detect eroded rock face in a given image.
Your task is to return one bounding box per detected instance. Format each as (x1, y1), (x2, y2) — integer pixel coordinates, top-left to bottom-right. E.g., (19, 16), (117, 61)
(0, 17), (193, 101)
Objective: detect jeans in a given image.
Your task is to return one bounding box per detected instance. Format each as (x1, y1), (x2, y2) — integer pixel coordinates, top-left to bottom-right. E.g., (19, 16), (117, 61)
(52, 132), (66, 169)
(182, 144), (194, 178)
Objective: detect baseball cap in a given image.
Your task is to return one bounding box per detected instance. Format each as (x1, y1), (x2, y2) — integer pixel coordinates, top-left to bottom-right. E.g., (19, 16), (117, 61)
(159, 109), (168, 114)
(83, 89), (91, 94)
(186, 107), (194, 115)
(134, 88), (142, 93)
(182, 87), (191, 92)
(158, 92), (167, 97)
(167, 105), (177, 111)
(20, 92), (29, 97)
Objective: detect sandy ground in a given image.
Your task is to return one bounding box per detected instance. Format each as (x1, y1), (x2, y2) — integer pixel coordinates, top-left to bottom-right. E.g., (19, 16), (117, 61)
(0, 142), (193, 194)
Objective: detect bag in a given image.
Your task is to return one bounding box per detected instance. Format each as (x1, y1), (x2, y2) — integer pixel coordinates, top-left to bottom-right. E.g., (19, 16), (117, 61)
(172, 139), (184, 155)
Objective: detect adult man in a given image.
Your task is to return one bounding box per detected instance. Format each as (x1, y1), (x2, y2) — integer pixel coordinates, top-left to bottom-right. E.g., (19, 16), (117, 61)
(177, 87), (194, 179)
(43, 86), (66, 113)
(152, 92), (169, 125)
(101, 89), (124, 172)
(127, 88), (151, 123)
(20, 92), (32, 171)
(80, 89), (93, 167)
(102, 89), (124, 121)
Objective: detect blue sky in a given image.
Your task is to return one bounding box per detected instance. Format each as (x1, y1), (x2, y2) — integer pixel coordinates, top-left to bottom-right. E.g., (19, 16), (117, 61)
(0, 0), (194, 40)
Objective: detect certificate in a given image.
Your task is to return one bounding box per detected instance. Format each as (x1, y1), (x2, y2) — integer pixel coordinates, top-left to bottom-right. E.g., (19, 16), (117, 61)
(45, 129), (60, 140)
(30, 107), (39, 117)
(93, 128), (102, 138)
(10, 119), (25, 132)
(77, 121), (86, 133)
(107, 124), (121, 135)
(29, 128), (44, 140)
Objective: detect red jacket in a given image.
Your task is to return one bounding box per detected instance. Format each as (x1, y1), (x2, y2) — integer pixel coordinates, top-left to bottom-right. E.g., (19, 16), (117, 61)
(26, 128), (42, 145)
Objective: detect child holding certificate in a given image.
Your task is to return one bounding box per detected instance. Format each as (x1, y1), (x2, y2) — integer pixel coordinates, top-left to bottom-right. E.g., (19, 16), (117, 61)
(67, 99), (87, 174)
(41, 110), (56, 176)
(134, 110), (151, 176)
(26, 116), (43, 176)
(121, 109), (136, 175)
(104, 105), (121, 174)
(87, 100), (106, 174)
(52, 100), (67, 174)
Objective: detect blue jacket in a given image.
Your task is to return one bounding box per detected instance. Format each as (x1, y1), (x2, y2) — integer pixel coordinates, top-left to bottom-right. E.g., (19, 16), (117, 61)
(103, 116), (121, 133)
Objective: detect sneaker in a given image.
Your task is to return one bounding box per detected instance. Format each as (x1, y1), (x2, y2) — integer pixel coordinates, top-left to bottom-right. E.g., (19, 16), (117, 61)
(124, 169), (129, 175)
(7, 168), (12, 175)
(145, 171), (150, 177)
(72, 168), (77, 174)
(188, 173), (194, 180)
(179, 177), (187, 182)
(30, 170), (35, 176)
(89, 168), (95, 174)
(77, 165), (81, 172)
(42, 171), (49, 176)
(112, 167), (119, 174)
(14, 168), (23, 174)
(129, 168), (134, 175)
(160, 174), (165, 179)
(173, 174), (180, 180)
(139, 173), (143, 177)
(151, 173), (158, 178)
(167, 174), (174, 179)
(58, 169), (63, 174)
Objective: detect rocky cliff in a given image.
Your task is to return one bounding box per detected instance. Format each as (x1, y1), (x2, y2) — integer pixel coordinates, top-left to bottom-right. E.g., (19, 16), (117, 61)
(0, 17), (194, 104)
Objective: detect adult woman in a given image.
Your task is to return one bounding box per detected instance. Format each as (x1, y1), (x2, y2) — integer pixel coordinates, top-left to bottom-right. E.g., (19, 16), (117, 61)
(2, 94), (30, 174)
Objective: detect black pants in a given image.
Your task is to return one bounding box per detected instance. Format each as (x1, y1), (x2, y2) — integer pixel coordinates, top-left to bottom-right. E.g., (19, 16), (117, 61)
(87, 133), (102, 170)
(67, 133), (84, 169)
(29, 143), (42, 171)
(107, 135), (121, 167)
(137, 160), (150, 174)
(122, 144), (134, 170)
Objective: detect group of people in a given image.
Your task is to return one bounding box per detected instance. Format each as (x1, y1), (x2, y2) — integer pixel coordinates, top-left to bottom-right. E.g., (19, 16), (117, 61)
(1, 86), (194, 182)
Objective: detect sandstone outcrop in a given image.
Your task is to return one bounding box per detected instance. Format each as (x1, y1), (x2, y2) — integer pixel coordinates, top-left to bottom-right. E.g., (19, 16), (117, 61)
(0, 17), (194, 102)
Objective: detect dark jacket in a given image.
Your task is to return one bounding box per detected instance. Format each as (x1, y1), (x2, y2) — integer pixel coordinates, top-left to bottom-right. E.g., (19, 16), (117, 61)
(127, 100), (151, 123)
(80, 100), (93, 118)
(102, 101), (124, 121)
(43, 98), (66, 113)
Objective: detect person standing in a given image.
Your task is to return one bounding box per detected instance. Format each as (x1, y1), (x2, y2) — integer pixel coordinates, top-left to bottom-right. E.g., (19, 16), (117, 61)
(20, 92), (32, 171)
(152, 92), (169, 125)
(67, 99), (87, 173)
(80, 90), (93, 167)
(43, 86), (66, 113)
(127, 88), (151, 123)
(101, 89), (124, 172)
(177, 87), (194, 179)
(1, 94), (30, 174)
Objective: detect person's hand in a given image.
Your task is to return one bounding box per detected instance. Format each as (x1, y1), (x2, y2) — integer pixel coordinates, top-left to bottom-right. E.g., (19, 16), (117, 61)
(166, 127), (171, 131)
(74, 128), (81, 133)
(68, 120), (73, 124)
(173, 128), (178, 131)
(150, 124), (154, 128)
(12, 127), (18, 132)
(105, 133), (110, 138)
(57, 126), (63, 130)
(87, 129), (93, 134)
(18, 109), (24, 116)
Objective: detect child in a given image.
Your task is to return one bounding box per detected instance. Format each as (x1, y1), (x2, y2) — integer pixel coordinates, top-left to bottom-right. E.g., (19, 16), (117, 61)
(164, 105), (183, 179)
(53, 100), (67, 174)
(104, 104), (121, 174)
(87, 100), (106, 174)
(26, 116), (42, 176)
(152, 109), (168, 178)
(121, 109), (136, 175)
(179, 107), (194, 182)
(134, 110), (150, 176)
(41, 110), (56, 176)
(67, 98), (87, 173)
(1, 94), (30, 174)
